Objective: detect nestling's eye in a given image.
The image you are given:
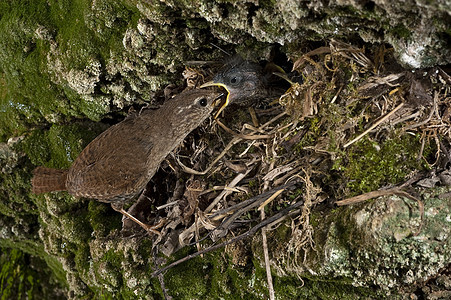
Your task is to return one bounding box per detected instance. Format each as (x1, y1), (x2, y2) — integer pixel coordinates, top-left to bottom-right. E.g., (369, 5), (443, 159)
(228, 75), (242, 86)
(198, 97), (207, 107)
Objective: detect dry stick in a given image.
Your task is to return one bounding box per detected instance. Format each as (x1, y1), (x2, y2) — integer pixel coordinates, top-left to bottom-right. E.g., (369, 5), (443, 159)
(156, 200), (180, 210)
(259, 196), (278, 300)
(249, 107), (259, 127)
(258, 189), (285, 211)
(336, 187), (424, 235)
(343, 102), (405, 148)
(336, 189), (391, 206)
(260, 209), (274, 300)
(185, 184), (297, 247)
(208, 183), (295, 221)
(174, 112), (289, 245)
(336, 187), (412, 206)
(199, 185), (246, 197)
(153, 251), (172, 300)
(184, 184), (297, 248)
(331, 85), (344, 104)
(391, 111), (420, 126)
(152, 199), (305, 277)
(239, 140), (256, 157)
(243, 123), (267, 134)
(263, 162), (298, 182)
(215, 184), (294, 231)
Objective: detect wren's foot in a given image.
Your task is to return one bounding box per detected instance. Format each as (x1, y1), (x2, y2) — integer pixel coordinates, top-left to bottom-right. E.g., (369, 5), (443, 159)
(110, 203), (165, 236)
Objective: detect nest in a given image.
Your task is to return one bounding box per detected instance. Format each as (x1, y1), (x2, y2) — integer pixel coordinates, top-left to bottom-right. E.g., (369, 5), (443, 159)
(123, 40), (451, 276)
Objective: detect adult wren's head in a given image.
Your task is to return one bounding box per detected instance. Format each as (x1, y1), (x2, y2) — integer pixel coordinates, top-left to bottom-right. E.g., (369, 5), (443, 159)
(165, 89), (220, 121)
(201, 56), (267, 116)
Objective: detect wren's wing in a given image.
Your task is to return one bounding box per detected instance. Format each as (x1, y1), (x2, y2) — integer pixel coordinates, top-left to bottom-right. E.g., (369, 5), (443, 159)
(66, 117), (154, 202)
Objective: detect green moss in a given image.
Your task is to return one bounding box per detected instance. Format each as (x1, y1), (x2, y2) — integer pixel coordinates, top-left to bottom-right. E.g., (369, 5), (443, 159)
(0, 248), (66, 300)
(250, 206), (399, 299)
(314, 191), (451, 291)
(334, 134), (429, 195)
(73, 243), (91, 278)
(162, 243), (268, 299)
(21, 122), (106, 168)
(293, 117), (322, 151)
(58, 209), (92, 244)
(87, 201), (121, 235)
(389, 24), (412, 39)
(0, 0), (140, 141)
(0, 239), (68, 296)
(0, 166), (36, 218)
(254, 233), (380, 299)
(0, 140), (68, 289)
(272, 275), (379, 300)
(164, 247), (211, 298)
(99, 249), (124, 280)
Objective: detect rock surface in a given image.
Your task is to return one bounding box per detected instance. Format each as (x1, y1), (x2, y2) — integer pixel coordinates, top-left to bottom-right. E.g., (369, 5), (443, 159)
(0, 0), (450, 299)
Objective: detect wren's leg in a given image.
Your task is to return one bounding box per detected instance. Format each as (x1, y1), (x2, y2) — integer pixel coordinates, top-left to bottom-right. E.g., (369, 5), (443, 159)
(110, 203), (164, 236)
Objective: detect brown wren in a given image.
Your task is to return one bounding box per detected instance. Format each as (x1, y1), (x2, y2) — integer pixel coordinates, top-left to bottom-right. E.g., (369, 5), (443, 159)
(31, 89), (221, 234)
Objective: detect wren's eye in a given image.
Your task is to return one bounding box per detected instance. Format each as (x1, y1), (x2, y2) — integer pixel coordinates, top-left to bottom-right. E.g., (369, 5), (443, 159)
(198, 97), (207, 107)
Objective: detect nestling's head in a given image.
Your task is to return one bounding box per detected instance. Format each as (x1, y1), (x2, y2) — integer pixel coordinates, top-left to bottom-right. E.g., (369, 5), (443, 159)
(200, 56), (266, 116)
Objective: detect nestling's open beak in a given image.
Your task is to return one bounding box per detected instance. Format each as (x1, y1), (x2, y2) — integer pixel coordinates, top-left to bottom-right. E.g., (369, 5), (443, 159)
(212, 93), (226, 107)
(199, 81), (225, 89)
(200, 81), (230, 118)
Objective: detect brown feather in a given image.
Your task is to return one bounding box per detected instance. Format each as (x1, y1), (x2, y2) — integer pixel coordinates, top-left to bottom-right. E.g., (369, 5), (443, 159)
(31, 167), (68, 194)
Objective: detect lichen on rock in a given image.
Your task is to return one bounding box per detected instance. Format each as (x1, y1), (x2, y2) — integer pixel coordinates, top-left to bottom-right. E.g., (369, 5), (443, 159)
(1, 0), (451, 299)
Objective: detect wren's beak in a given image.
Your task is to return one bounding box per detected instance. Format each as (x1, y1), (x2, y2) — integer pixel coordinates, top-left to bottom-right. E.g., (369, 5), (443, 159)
(200, 81), (230, 118)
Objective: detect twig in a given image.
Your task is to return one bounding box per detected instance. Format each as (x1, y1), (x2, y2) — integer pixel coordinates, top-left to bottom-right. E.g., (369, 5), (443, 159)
(215, 184), (295, 232)
(173, 137), (241, 175)
(330, 85), (344, 104)
(344, 102), (404, 148)
(177, 170), (288, 245)
(249, 107), (259, 127)
(405, 91), (438, 130)
(259, 206), (276, 300)
(238, 140), (256, 157)
(156, 200), (180, 210)
(258, 189), (285, 210)
(153, 250), (172, 300)
(208, 183), (296, 221)
(259, 194), (275, 300)
(336, 187), (424, 236)
(336, 187), (410, 206)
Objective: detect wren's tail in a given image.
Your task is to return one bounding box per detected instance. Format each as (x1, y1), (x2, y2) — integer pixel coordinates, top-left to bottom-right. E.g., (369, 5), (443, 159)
(31, 166), (69, 194)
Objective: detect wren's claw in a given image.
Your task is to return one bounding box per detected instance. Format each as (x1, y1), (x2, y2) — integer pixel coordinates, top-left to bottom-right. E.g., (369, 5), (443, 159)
(111, 204), (164, 236)
(144, 219), (166, 236)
